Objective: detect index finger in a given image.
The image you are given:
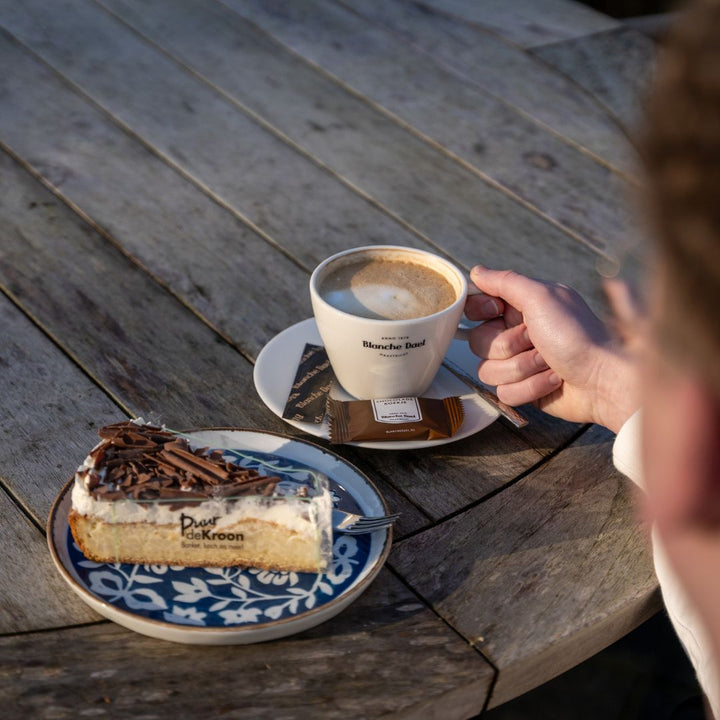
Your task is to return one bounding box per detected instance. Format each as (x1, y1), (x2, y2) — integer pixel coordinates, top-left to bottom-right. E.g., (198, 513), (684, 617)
(470, 266), (536, 314)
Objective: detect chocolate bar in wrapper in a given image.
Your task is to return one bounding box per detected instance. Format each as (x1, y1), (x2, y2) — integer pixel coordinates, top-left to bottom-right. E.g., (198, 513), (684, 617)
(328, 396), (464, 444)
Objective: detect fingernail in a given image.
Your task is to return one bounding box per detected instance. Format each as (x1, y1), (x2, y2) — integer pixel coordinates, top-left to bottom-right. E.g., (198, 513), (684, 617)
(534, 351), (547, 368)
(548, 372), (561, 386)
(481, 298), (499, 315)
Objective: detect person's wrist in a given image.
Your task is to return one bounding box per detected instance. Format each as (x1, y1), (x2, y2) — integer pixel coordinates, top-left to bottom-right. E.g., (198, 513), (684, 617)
(591, 347), (640, 433)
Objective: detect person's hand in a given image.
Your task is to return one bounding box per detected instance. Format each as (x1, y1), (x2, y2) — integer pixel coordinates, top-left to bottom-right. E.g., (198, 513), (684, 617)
(464, 266), (639, 432)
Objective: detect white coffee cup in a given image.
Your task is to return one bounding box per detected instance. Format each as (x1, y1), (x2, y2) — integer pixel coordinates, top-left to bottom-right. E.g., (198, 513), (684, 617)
(310, 245), (471, 399)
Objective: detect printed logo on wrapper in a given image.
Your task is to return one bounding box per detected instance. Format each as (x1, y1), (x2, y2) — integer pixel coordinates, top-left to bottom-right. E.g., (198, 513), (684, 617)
(328, 396), (464, 444)
(371, 398), (422, 424)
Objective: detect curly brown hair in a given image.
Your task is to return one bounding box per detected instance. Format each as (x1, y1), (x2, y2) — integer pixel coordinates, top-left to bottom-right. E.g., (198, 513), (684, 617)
(641, 0), (720, 392)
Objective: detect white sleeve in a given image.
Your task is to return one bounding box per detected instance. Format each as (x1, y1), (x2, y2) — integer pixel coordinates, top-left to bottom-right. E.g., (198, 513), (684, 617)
(612, 408), (645, 491)
(613, 410), (720, 718)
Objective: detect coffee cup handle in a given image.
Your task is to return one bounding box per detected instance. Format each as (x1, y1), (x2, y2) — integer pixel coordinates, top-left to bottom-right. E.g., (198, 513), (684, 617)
(454, 282), (485, 341)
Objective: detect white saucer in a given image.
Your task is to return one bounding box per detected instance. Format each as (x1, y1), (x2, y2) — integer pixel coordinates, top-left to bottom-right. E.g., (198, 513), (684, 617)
(254, 318), (499, 450)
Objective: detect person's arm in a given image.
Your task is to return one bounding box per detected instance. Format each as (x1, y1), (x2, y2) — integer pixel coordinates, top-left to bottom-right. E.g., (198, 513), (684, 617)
(464, 265), (640, 432)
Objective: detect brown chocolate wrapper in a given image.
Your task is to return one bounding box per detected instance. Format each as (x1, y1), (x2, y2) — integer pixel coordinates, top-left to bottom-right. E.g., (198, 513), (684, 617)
(328, 396), (464, 444)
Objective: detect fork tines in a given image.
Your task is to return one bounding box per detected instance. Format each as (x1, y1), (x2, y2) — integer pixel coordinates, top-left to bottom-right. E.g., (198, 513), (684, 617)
(342, 513), (400, 534)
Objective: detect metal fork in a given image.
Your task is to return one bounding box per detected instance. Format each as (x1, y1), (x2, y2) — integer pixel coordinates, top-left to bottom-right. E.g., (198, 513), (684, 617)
(332, 508), (399, 534)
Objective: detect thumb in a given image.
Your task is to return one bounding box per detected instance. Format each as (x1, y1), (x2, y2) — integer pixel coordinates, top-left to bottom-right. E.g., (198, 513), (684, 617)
(470, 265), (533, 313)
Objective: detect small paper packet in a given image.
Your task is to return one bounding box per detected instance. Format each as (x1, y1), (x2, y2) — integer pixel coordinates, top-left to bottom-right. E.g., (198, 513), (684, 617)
(328, 396), (464, 444)
(282, 344), (335, 424)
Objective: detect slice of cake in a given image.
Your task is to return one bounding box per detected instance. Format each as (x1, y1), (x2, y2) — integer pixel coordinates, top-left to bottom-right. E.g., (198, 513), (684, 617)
(69, 421), (332, 572)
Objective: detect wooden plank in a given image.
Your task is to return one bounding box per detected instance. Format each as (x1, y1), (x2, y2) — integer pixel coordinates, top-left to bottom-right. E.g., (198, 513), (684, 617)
(0, 33), (337, 359)
(406, 0), (620, 48)
(0, 482), (100, 631)
(0, 0), (626, 318)
(342, 421), (543, 520)
(388, 424), (660, 706)
(533, 27), (657, 134)
(339, 0), (637, 175)
(0, 293), (123, 522)
(0, 283), (115, 631)
(0, 568), (494, 719)
(0, 291), (118, 631)
(133, 0), (636, 264)
(483, 611), (702, 718)
(0, 148), (278, 438)
(0, 0), (430, 279)
(503, 406), (585, 458)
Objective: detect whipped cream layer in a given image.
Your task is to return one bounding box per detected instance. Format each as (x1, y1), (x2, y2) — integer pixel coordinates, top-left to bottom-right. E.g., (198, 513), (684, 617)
(70, 479), (329, 535)
(71, 420), (332, 539)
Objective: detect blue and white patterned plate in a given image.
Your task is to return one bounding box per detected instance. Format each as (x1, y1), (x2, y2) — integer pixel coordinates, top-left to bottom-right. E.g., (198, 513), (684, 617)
(47, 429), (392, 644)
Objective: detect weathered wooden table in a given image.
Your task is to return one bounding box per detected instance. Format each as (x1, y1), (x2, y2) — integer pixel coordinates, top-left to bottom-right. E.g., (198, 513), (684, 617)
(0, 0), (660, 717)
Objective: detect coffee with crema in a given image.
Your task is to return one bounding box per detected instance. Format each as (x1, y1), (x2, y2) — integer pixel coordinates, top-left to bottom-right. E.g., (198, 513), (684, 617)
(318, 256), (457, 320)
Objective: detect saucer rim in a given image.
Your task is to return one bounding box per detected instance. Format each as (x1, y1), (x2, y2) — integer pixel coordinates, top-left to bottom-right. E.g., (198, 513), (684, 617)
(253, 318), (499, 450)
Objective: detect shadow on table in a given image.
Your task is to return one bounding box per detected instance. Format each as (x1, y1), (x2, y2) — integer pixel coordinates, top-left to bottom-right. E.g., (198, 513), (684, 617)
(481, 611), (705, 720)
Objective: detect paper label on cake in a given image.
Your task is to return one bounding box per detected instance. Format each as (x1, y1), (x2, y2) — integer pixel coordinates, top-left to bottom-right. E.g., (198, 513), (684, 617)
(179, 512), (244, 548)
(371, 397), (422, 424)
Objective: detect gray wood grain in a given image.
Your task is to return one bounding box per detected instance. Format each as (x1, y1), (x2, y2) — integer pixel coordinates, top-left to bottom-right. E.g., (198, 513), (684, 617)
(0, 293), (124, 522)
(0, 568), (493, 719)
(0, 152), (262, 431)
(342, 421), (543, 520)
(389, 424), (659, 706)
(0, 0), (430, 277)
(534, 27), (657, 135)
(340, 0), (637, 175)
(0, 30), (317, 357)
(0, 294), (109, 630)
(1, 0), (625, 317)
(0, 483), (100, 632)
(213, 0), (636, 260)
(408, 0), (620, 48)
